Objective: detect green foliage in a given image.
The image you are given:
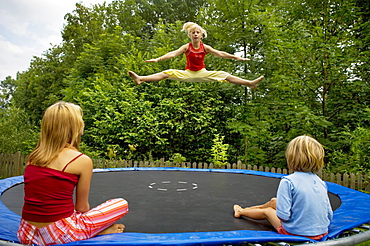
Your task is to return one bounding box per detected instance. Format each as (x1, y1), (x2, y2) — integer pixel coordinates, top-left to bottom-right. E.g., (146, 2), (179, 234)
(169, 153), (187, 164)
(209, 134), (229, 168)
(12, 46), (69, 124)
(327, 125), (370, 174)
(0, 107), (37, 154)
(0, 76), (15, 109)
(1, 0), (369, 176)
(105, 144), (119, 160)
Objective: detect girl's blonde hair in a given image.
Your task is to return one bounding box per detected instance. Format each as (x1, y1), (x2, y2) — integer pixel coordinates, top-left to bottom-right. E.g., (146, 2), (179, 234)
(27, 101), (84, 166)
(182, 22), (207, 38)
(285, 135), (325, 173)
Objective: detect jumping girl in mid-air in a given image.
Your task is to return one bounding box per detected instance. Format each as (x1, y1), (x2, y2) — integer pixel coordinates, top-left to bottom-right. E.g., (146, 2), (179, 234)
(129, 22), (264, 88)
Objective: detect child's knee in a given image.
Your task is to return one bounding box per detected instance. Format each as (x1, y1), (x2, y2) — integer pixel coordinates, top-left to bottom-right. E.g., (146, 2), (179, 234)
(265, 207), (277, 217)
(116, 198), (128, 207)
(107, 198), (129, 210)
(111, 198), (129, 216)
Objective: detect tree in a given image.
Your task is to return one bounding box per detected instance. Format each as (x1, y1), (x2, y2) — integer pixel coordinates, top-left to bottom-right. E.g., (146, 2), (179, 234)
(2, 0), (368, 174)
(12, 46), (68, 123)
(0, 107), (36, 154)
(0, 76), (15, 109)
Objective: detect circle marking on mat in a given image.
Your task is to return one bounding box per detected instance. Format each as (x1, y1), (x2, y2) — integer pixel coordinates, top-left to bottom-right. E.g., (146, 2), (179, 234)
(148, 180), (198, 192)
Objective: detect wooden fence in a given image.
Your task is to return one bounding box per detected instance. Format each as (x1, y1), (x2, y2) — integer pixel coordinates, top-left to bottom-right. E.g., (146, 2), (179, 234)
(0, 152), (26, 180)
(1, 152), (369, 192)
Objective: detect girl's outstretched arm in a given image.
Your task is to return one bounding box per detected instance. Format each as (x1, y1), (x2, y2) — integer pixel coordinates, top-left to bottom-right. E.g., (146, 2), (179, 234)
(145, 44), (188, 62)
(204, 44), (250, 61)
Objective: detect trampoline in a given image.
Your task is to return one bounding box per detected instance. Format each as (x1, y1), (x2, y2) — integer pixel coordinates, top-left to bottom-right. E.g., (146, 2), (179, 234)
(1, 167), (370, 245)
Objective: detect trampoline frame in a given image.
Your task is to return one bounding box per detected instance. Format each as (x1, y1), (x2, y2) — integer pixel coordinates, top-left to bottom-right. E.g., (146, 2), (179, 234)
(1, 167), (370, 246)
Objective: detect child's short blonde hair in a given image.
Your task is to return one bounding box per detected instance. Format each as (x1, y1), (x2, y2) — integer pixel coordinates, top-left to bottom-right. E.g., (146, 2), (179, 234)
(285, 135), (325, 173)
(182, 22), (207, 38)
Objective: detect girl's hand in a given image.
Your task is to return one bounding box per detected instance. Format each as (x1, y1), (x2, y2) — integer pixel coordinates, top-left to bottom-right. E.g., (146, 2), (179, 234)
(236, 57), (250, 61)
(145, 58), (160, 62)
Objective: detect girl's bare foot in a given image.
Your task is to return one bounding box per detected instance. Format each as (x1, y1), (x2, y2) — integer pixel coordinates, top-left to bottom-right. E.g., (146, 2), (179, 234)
(234, 204), (243, 218)
(249, 75), (264, 89)
(98, 224), (125, 235)
(129, 71), (142, 85)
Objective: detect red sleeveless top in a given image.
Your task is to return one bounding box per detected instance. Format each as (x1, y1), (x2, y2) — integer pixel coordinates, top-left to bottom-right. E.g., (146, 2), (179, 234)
(22, 154), (83, 222)
(185, 42), (207, 71)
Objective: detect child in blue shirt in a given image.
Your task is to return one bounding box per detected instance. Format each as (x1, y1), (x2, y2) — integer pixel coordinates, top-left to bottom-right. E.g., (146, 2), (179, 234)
(233, 135), (333, 240)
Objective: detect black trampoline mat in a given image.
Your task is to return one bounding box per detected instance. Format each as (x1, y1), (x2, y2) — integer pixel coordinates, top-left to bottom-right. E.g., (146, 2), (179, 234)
(1, 170), (341, 233)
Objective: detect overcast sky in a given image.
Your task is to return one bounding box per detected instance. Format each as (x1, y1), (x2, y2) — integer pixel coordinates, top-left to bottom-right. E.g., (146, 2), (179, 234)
(0, 0), (113, 81)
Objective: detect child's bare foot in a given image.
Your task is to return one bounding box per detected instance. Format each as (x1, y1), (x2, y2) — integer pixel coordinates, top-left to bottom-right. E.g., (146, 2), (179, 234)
(234, 204), (243, 218)
(98, 224), (125, 235)
(129, 71), (142, 85)
(249, 75), (264, 89)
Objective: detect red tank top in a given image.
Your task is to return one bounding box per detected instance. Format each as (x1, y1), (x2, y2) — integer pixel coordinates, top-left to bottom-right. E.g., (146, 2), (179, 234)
(22, 154), (83, 222)
(185, 42), (207, 71)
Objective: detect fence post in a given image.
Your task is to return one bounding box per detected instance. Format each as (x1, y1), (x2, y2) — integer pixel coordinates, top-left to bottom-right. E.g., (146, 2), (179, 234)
(358, 173), (363, 191)
(237, 161), (242, 169)
(350, 173), (356, 190)
(14, 152), (22, 176)
(330, 173), (335, 183)
(0, 154), (4, 178)
(336, 173), (342, 186)
(365, 174), (370, 192)
(343, 173), (349, 187)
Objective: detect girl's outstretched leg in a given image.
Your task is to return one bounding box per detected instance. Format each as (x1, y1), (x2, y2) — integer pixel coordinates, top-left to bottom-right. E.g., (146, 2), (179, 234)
(234, 198), (276, 218)
(226, 75), (264, 88)
(129, 71), (169, 85)
(235, 207), (281, 230)
(233, 198), (280, 230)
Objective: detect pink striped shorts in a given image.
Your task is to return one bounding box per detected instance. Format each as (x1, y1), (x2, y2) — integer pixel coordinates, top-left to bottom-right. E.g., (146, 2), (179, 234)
(277, 226), (328, 240)
(17, 198), (128, 245)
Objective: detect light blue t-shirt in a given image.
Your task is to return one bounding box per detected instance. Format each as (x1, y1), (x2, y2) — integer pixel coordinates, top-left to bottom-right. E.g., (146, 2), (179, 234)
(276, 172), (333, 236)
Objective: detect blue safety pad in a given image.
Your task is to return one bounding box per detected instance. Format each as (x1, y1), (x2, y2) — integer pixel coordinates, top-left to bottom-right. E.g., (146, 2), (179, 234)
(1, 168), (370, 245)
(0, 175), (23, 243)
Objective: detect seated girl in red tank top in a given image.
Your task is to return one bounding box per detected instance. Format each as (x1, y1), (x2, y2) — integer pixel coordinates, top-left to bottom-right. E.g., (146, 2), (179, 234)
(17, 101), (129, 246)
